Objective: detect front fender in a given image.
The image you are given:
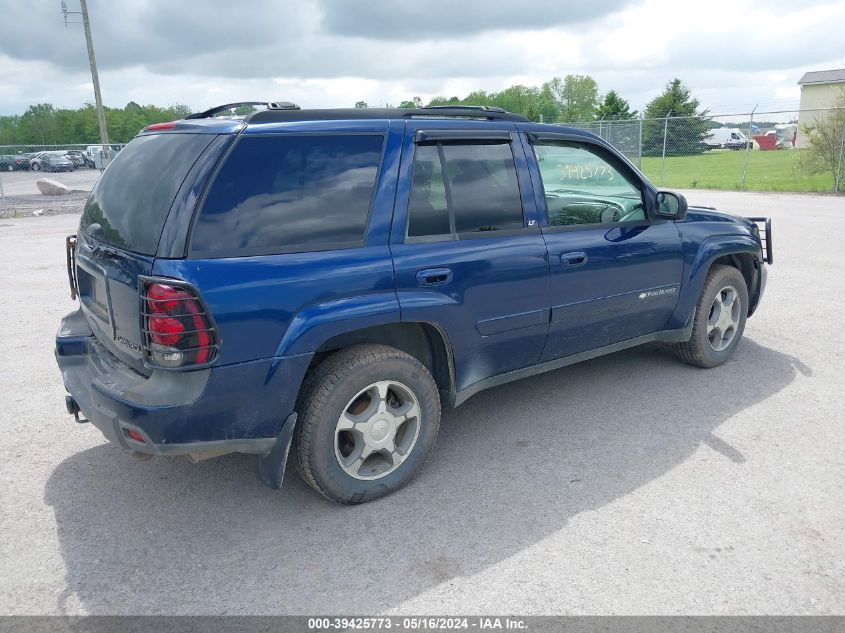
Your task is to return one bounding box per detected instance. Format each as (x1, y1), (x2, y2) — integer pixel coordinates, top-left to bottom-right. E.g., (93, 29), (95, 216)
(671, 233), (761, 328)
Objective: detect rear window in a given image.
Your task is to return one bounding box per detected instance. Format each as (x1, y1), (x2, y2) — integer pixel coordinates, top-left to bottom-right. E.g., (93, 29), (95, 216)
(191, 134), (384, 256)
(80, 133), (213, 255)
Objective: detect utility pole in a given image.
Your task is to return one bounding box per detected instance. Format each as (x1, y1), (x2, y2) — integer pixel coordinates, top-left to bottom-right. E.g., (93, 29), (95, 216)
(62, 0), (110, 159)
(660, 110), (671, 186)
(740, 104), (757, 192)
(836, 116), (845, 193)
(0, 171), (8, 218)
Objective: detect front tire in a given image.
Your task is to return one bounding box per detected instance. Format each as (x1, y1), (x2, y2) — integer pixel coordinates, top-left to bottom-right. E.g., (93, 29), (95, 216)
(673, 265), (748, 368)
(294, 344), (441, 504)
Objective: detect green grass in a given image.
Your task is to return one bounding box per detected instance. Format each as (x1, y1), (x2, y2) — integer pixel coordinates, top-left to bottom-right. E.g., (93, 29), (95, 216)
(639, 149), (836, 192)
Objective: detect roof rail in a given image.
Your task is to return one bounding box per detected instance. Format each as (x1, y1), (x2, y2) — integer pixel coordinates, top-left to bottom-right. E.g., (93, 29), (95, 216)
(185, 101), (300, 120)
(246, 106), (528, 124)
(420, 105), (506, 113)
(403, 105), (520, 121)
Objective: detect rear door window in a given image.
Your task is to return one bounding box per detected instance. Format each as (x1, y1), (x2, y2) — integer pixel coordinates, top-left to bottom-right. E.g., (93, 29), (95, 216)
(191, 134), (384, 256)
(407, 140), (524, 239)
(80, 133), (214, 255)
(407, 144), (451, 237)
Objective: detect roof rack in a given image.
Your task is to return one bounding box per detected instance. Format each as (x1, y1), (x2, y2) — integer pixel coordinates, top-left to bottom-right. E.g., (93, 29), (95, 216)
(245, 105), (528, 124)
(185, 101), (300, 120)
(421, 105), (506, 113)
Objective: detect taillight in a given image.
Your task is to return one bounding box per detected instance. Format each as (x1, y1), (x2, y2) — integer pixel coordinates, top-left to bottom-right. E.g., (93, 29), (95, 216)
(125, 429), (145, 443)
(149, 316), (185, 345)
(140, 280), (218, 369)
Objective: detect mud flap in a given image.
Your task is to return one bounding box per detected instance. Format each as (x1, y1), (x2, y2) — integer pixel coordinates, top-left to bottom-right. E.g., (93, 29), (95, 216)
(256, 412), (298, 489)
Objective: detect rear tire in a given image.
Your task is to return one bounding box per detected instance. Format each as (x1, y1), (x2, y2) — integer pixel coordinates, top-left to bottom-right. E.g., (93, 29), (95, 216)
(31, 162), (40, 172)
(673, 265), (748, 368)
(293, 344), (441, 504)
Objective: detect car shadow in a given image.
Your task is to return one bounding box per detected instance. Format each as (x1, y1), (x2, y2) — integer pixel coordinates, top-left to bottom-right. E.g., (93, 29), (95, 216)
(44, 338), (810, 614)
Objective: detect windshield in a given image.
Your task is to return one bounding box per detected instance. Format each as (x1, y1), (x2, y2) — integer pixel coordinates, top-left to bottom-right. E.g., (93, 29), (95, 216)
(79, 133), (213, 255)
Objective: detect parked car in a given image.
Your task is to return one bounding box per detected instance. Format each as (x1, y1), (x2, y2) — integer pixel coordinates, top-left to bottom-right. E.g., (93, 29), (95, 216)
(57, 103), (772, 504)
(65, 150), (93, 168)
(704, 127), (753, 150)
(30, 151), (75, 172)
(64, 151), (84, 168)
(0, 154), (31, 171)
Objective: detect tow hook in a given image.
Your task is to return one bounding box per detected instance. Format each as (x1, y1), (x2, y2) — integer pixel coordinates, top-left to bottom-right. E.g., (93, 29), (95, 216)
(65, 396), (88, 424)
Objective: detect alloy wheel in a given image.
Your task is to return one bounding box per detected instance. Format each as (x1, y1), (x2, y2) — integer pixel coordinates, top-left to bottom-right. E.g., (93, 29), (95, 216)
(707, 285), (742, 351)
(334, 380), (422, 480)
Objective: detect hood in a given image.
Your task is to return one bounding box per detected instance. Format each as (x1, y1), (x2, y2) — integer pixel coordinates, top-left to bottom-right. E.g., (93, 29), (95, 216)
(685, 206), (756, 230)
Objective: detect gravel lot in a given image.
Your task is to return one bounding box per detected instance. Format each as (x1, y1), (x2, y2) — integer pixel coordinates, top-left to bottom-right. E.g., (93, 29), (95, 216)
(0, 169), (100, 218)
(0, 190), (842, 615)
(0, 168), (101, 197)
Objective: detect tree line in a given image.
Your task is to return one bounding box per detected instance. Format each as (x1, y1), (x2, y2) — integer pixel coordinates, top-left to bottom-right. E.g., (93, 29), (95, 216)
(0, 102), (192, 146)
(357, 76), (639, 122)
(1, 77), (708, 155)
(356, 76), (705, 122)
(357, 77), (710, 156)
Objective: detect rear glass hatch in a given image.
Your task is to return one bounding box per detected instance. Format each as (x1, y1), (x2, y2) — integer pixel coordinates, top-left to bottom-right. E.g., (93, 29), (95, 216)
(74, 132), (217, 373)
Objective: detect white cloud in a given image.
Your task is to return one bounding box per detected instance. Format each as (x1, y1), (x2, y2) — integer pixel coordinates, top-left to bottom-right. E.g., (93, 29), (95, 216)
(0, 0), (843, 117)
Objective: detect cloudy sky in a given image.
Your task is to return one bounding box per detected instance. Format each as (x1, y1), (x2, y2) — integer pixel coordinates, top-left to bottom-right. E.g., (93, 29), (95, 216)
(1, 0), (843, 118)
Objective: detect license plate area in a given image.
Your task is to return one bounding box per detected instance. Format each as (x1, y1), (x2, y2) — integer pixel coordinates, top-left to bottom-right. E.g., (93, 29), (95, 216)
(76, 265), (111, 325)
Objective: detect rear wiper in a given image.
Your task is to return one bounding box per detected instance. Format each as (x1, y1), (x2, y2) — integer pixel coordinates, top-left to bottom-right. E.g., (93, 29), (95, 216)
(82, 225), (129, 260)
(90, 243), (128, 260)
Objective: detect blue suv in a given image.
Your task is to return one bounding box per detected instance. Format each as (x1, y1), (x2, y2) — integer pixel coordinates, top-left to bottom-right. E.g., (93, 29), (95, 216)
(56, 103), (772, 504)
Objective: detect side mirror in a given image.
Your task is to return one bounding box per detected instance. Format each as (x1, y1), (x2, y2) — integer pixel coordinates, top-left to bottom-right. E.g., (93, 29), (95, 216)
(655, 191), (688, 220)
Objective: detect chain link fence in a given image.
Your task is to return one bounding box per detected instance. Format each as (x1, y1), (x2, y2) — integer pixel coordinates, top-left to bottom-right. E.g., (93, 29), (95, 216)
(562, 107), (845, 193)
(0, 143), (127, 218)
(2, 110), (844, 212)
(0, 142), (126, 164)
(567, 119), (644, 167)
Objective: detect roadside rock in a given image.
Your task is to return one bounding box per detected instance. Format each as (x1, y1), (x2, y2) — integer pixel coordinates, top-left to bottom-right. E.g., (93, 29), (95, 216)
(36, 178), (71, 196)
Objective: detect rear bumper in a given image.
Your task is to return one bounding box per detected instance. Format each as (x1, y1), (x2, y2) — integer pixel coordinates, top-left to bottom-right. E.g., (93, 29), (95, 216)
(55, 309), (310, 456)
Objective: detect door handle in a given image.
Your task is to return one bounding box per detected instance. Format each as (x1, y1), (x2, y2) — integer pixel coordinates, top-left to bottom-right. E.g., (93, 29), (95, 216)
(416, 268), (453, 286)
(560, 252), (588, 267)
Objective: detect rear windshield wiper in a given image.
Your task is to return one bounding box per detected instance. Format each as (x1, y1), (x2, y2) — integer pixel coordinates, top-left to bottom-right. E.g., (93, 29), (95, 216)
(91, 244), (129, 260)
(81, 224), (130, 260)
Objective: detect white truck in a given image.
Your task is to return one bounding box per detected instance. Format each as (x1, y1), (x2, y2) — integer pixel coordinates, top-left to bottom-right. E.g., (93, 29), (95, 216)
(704, 128), (752, 150)
(86, 145), (114, 170)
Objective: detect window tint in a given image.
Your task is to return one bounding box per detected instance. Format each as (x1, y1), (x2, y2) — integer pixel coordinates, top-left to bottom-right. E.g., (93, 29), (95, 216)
(533, 142), (645, 227)
(192, 134), (383, 254)
(407, 141), (524, 238)
(408, 145), (450, 237)
(80, 133), (214, 255)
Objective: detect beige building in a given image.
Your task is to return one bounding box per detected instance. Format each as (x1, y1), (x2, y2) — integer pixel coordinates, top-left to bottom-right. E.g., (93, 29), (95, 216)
(796, 69), (845, 148)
